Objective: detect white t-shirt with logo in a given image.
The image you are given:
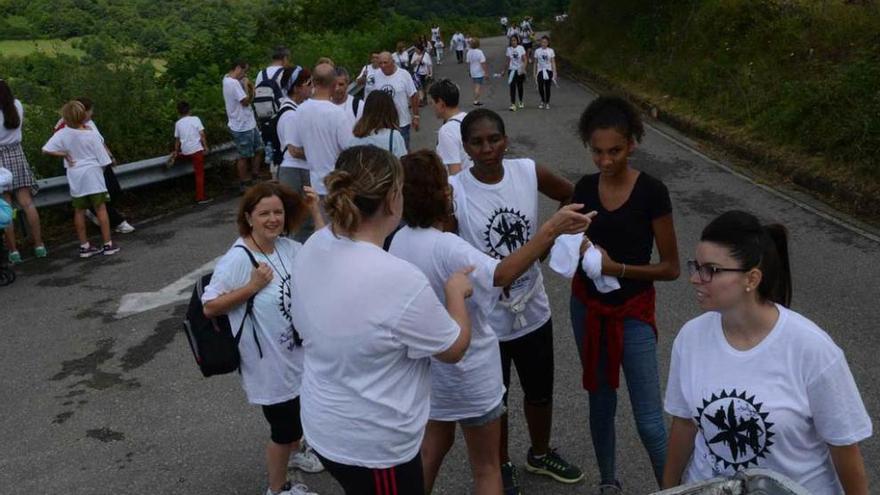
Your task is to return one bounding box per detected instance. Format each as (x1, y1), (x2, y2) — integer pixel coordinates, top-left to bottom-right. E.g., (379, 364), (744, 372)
(289, 99), (352, 195)
(449, 159), (551, 342)
(392, 50), (410, 69)
(371, 68), (418, 128)
(42, 127), (111, 198)
(453, 33), (466, 51)
(389, 226), (505, 421)
(276, 100), (308, 170)
(174, 116), (205, 155)
(202, 238), (305, 405)
(361, 65), (380, 96)
(291, 227), (460, 468)
(222, 75), (257, 132)
(466, 49), (487, 78)
(431, 27), (441, 42)
(534, 47), (556, 73)
(507, 46), (527, 73)
(0, 100), (23, 146)
(665, 305), (872, 494)
(413, 52), (432, 76)
(436, 111), (471, 172)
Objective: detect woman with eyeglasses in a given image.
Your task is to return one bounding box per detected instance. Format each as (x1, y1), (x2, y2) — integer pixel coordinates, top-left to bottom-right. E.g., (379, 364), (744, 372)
(569, 96), (680, 494)
(663, 210), (871, 494)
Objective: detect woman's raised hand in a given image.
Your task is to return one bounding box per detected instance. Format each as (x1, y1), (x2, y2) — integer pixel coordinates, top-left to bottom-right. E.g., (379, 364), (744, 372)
(542, 203), (597, 237)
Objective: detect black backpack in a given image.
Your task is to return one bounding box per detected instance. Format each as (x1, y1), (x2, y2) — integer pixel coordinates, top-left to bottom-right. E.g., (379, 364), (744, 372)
(265, 102), (297, 165)
(183, 246), (262, 377)
(253, 68), (285, 121)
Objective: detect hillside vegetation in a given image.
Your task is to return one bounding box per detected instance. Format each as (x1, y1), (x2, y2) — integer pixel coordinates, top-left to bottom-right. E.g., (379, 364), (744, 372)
(556, 0), (880, 216)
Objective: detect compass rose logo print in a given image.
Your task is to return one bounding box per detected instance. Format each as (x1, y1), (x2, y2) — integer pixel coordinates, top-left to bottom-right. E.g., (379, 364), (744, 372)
(695, 389), (774, 471)
(484, 207), (530, 259)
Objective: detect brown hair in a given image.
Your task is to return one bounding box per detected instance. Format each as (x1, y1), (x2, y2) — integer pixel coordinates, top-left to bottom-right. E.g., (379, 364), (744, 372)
(61, 101), (87, 128)
(469, 37), (481, 48)
(324, 145), (402, 234)
(236, 181), (308, 237)
(401, 150), (450, 229)
(352, 91), (400, 138)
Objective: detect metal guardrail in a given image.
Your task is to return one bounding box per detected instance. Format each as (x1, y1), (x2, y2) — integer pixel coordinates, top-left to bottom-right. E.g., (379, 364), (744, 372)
(32, 77), (371, 208)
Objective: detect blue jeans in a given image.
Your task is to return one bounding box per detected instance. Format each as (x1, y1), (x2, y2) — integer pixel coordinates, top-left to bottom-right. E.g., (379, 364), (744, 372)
(570, 296), (667, 485)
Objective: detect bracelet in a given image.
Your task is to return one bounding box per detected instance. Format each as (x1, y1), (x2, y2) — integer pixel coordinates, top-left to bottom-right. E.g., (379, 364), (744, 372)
(619, 263), (626, 278)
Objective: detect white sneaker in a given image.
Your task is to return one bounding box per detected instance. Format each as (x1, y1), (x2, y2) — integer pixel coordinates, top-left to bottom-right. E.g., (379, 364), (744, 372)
(84, 210), (100, 226)
(289, 441), (324, 473)
(265, 481), (318, 495)
(538, 102), (545, 109)
(115, 221), (135, 234)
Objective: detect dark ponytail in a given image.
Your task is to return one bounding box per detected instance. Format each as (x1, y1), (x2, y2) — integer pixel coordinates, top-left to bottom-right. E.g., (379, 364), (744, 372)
(700, 210), (792, 307)
(0, 80), (21, 130)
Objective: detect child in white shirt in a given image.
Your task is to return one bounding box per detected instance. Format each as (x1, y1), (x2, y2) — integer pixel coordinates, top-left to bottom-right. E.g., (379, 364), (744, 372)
(171, 101), (209, 203)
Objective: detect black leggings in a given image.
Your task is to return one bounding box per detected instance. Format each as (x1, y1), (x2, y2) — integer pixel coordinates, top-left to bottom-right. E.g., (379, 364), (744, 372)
(508, 70), (525, 104)
(316, 451), (425, 495)
(456, 49), (464, 63)
(499, 318), (554, 407)
(538, 70), (554, 104)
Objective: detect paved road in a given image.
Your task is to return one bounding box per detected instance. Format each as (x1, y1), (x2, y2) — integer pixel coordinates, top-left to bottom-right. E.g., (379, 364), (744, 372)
(2, 35), (878, 495)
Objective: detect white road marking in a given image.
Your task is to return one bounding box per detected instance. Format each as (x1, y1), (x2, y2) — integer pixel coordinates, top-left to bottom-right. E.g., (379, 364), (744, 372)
(115, 257), (220, 318)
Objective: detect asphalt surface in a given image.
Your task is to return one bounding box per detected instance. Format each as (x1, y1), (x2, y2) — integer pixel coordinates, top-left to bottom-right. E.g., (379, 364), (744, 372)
(2, 35), (878, 495)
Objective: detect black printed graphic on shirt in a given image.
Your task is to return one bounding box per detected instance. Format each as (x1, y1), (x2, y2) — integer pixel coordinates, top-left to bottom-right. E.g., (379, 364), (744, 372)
(276, 273), (301, 350)
(380, 84), (395, 97)
(483, 207), (530, 259)
(695, 389), (775, 472)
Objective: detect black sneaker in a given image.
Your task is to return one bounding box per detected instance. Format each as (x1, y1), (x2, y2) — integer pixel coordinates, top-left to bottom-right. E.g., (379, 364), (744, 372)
(501, 461), (522, 495)
(524, 447), (584, 484)
(101, 242), (121, 256)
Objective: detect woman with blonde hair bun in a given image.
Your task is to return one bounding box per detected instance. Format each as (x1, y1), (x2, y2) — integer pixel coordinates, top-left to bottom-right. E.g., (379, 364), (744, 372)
(291, 145), (474, 495)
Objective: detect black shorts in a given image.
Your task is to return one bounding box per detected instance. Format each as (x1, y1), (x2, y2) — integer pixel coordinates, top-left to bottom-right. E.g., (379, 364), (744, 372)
(261, 397), (303, 444)
(316, 451), (424, 495)
(499, 318), (554, 407)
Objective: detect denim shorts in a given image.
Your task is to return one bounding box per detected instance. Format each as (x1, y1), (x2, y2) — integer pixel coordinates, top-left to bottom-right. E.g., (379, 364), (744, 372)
(472, 76), (485, 85)
(230, 127), (263, 158)
(458, 400), (506, 428)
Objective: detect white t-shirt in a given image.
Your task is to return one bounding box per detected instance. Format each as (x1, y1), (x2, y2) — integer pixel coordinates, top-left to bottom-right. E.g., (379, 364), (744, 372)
(276, 100), (308, 170)
(254, 65), (284, 87)
(222, 75), (257, 132)
(361, 65), (380, 96)
(0, 100), (23, 146)
(431, 27), (440, 42)
(340, 94), (364, 129)
(289, 98), (352, 195)
(436, 112), (471, 172)
(507, 46), (527, 72)
(348, 128), (407, 158)
(174, 116), (205, 155)
(389, 227), (505, 421)
(453, 34), (466, 51)
(392, 50), (410, 69)
(371, 68), (418, 128)
(42, 127), (111, 198)
(449, 159), (551, 341)
(665, 306), (872, 494)
(291, 227), (460, 468)
(413, 52), (432, 76)
(202, 239), (305, 405)
(507, 27), (520, 39)
(466, 49), (487, 78)
(534, 47), (556, 73)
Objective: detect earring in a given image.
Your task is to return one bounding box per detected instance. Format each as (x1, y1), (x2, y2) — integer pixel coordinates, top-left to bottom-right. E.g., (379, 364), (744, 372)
(746, 287), (751, 292)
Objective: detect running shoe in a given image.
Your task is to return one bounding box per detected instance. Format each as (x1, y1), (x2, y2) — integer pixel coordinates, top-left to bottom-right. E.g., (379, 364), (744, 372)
(196, 198), (214, 205)
(34, 245), (48, 258)
(289, 440), (324, 473)
(524, 447), (584, 483)
(509, 104), (517, 112)
(517, 101), (525, 109)
(265, 481), (318, 495)
(79, 245), (101, 258)
(8, 250), (22, 264)
(598, 481), (623, 494)
(101, 242), (121, 256)
(473, 101), (483, 106)
(501, 461), (522, 495)
(545, 103), (551, 110)
(115, 221), (135, 234)
(538, 102), (545, 109)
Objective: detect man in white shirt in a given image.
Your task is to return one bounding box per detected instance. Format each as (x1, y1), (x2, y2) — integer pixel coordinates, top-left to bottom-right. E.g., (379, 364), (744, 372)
(254, 45), (290, 87)
(288, 63), (352, 198)
(357, 52), (381, 96)
(332, 67), (364, 130)
(428, 79), (470, 175)
(374, 52), (420, 151)
(451, 32), (466, 63)
(254, 46), (293, 170)
(222, 60), (263, 191)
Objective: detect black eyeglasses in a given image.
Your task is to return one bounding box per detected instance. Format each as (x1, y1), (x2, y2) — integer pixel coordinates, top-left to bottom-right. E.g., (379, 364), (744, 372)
(686, 260), (749, 283)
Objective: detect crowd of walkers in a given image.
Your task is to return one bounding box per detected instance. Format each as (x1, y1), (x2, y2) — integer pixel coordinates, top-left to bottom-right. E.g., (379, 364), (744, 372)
(1, 22), (872, 495)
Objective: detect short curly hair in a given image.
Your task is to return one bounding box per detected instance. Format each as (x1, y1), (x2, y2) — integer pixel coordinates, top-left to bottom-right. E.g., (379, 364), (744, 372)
(577, 96), (645, 144)
(237, 181), (308, 237)
(401, 150), (450, 229)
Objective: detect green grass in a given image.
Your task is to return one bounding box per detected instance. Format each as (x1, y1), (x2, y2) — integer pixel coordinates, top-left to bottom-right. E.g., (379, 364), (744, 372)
(0, 38), (85, 57)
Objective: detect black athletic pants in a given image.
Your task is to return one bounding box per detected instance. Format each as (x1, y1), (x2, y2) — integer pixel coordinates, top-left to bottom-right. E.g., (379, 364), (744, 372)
(456, 49), (464, 63)
(538, 70), (554, 104)
(316, 451), (425, 495)
(508, 71), (525, 104)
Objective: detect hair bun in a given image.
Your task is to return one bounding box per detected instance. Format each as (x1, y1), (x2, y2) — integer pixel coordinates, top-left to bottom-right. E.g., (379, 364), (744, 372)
(325, 170), (355, 195)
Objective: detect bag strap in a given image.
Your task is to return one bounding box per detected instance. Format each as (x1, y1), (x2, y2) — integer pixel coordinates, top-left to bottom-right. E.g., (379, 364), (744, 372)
(388, 128), (395, 152)
(233, 245), (264, 358)
(352, 97), (361, 117)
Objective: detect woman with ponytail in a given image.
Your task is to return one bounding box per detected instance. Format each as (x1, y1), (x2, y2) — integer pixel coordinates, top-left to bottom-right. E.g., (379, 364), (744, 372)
(663, 210), (871, 494)
(290, 145), (473, 495)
